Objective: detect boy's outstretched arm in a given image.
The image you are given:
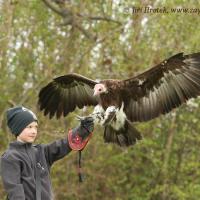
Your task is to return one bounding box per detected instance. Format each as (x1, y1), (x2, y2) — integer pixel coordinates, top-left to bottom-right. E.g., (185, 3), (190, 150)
(43, 116), (94, 166)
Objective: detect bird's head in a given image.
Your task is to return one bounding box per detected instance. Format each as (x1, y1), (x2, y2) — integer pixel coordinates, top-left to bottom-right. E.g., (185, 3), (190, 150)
(93, 83), (108, 96)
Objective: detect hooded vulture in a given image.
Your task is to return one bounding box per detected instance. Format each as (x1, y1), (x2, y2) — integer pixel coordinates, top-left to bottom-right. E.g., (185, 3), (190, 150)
(38, 52), (200, 146)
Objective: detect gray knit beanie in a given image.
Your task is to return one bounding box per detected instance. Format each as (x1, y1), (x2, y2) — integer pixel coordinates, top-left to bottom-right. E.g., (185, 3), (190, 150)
(6, 106), (38, 136)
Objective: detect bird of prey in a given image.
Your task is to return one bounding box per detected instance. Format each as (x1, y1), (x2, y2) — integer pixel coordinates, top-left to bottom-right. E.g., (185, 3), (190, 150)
(38, 52), (200, 147)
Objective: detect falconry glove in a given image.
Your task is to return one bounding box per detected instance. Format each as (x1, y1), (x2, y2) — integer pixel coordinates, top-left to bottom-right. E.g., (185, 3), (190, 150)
(68, 116), (94, 150)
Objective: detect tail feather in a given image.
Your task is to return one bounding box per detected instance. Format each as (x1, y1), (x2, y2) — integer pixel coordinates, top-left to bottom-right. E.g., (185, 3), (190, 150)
(104, 120), (142, 147)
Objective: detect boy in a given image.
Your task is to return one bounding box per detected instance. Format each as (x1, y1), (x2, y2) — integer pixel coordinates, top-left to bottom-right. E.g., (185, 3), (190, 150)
(0, 106), (94, 200)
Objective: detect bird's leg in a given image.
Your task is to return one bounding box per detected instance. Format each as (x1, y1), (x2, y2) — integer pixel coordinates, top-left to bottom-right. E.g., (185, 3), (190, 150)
(91, 105), (105, 124)
(80, 105), (117, 127)
(101, 106), (117, 126)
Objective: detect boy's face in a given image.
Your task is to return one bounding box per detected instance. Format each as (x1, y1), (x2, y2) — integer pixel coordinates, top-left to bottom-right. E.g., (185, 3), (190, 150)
(17, 121), (38, 143)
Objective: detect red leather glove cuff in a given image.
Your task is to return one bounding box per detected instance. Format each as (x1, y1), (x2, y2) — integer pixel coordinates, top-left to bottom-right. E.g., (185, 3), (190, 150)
(68, 129), (93, 151)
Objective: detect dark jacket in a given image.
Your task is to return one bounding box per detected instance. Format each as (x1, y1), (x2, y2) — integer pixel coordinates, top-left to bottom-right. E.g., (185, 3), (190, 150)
(0, 139), (72, 200)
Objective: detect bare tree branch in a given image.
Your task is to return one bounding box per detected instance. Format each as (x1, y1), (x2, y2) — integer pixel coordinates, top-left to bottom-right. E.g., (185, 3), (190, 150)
(79, 15), (122, 25)
(74, 22), (97, 41)
(42, 0), (122, 41)
(42, 0), (69, 16)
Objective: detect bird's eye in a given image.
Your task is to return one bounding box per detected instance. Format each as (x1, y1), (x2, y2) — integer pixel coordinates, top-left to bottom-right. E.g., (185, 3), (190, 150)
(98, 88), (102, 91)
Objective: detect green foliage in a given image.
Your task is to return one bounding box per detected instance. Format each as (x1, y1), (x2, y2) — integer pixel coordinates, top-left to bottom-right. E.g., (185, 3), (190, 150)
(1, 0), (200, 199)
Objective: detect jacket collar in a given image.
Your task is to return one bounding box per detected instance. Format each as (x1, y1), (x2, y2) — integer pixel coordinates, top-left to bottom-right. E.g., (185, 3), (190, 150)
(9, 141), (33, 149)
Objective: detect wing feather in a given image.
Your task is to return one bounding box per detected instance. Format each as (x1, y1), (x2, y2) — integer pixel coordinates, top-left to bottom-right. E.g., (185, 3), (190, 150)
(38, 73), (98, 118)
(122, 52), (200, 122)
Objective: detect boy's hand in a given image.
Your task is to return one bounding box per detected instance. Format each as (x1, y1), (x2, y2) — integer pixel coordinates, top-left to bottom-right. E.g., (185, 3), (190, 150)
(68, 116), (94, 150)
(77, 116), (94, 138)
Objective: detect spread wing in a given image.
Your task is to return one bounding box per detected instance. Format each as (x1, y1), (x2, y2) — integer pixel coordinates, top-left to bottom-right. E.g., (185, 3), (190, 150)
(38, 73), (98, 118)
(121, 52), (200, 122)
